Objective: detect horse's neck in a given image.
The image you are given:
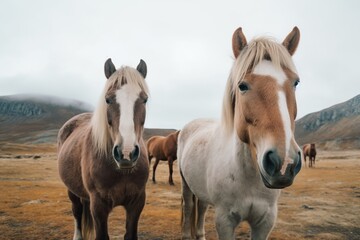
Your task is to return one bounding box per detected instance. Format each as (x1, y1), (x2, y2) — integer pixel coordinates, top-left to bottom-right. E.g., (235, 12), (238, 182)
(222, 131), (258, 179)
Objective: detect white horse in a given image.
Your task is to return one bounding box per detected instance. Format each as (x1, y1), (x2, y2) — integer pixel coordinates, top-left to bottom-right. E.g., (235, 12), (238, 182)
(178, 27), (302, 240)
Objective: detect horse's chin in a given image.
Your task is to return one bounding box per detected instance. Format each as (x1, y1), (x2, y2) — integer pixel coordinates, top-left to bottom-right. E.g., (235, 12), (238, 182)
(260, 171), (294, 189)
(115, 159), (138, 171)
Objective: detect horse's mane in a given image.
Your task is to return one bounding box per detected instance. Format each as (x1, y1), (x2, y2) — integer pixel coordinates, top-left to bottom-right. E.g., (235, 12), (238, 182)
(221, 37), (298, 135)
(91, 66), (149, 156)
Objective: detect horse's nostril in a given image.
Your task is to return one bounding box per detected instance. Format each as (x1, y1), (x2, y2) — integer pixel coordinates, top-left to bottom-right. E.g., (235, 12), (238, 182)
(294, 151), (302, 174)
(263, 150), (281, 176)
(113, 145), (123, 162)
(130, 145), (140, 162)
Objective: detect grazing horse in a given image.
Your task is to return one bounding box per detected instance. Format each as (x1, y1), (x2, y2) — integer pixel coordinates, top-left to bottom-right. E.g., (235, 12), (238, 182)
(57, 58), (149, 240)
(178, 27), (302, 240)
(303, 143), (317, 168)
(147, 130), (180, 185)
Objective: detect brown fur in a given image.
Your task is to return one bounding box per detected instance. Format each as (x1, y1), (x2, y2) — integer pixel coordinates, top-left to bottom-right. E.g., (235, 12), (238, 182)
(303, 143), (317, 168)
(57, 59), (149, 240)
(146, 130), (180, 185)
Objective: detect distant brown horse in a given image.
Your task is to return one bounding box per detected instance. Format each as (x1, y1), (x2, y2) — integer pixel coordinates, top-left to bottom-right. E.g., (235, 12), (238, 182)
(303, 143), (317, 167)
(57, 58), (149, 240)
(147, 130), (180, 185)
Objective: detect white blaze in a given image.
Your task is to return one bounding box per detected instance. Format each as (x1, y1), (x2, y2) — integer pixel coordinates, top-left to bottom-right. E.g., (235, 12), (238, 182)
(116, 84), (140, 158)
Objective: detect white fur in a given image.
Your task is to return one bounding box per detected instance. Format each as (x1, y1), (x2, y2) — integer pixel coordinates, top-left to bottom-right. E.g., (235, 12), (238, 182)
(278, 91), (294, 174)
(116, 84), (141, 159)
(179, 61), (298, 239)
(178, 119), (280, 240)
(73, 220), (82, 240)
(253, 60), (287, 85)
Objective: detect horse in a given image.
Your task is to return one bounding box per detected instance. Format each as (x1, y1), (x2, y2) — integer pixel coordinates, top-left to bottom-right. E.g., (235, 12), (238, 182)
(303, 143), (317, 168)
(146, 130), (180, 185)
(57, 58), (149, 240)
(178, 27), (302, 240)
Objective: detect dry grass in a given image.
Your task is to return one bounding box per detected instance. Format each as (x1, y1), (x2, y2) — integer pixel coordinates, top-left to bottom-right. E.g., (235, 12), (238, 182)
(0, 148), (359, 239)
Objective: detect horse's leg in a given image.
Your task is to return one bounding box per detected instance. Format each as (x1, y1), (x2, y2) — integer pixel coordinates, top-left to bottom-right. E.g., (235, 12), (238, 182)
(313, 156), (315, 167)
(90, 194), (110, 240)
(196, 199), (208, 240)
(248, 207), (276, 240)
(214, 207), (238, 240)
(148, 155), (152, 165)
(124, 191), (146, 240)
(168, 157), (174, 185)
(181, 173), (195, 240)
(68, 190), (83, 240)
(152, 158), (160, 183)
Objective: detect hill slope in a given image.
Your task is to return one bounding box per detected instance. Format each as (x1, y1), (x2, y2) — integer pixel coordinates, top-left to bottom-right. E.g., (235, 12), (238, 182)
(0, 94), (92, 144)
(295, 94), (360, 149)
(0, 94), (176, 147)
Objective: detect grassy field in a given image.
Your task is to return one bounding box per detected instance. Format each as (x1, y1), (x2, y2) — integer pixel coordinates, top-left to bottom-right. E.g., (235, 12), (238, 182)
(0, 146), (359, 239)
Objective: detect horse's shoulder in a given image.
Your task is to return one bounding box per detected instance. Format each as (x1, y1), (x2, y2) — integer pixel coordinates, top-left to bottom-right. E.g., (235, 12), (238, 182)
(58, 112), (92, 144)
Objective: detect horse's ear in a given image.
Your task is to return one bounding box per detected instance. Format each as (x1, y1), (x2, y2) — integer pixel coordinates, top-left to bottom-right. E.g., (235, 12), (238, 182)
(136, 59), (147, 78)
(104, 58), (116, 79)
(232, 27), (247, 58)
(282, 26), (300, 56)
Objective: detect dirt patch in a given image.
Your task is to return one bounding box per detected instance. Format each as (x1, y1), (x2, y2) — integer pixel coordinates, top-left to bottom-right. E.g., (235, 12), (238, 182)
(0, 150), (359, 239)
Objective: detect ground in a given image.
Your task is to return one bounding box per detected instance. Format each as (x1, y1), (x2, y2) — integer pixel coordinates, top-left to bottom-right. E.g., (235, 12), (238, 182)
(0, 146), (359, 240)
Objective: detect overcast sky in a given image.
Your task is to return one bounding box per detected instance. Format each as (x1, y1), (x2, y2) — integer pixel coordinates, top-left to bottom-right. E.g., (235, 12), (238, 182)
(1, 1), (359, 129)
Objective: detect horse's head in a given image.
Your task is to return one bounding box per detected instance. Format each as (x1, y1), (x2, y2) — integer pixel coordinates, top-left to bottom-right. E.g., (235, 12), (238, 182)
(310, 143), (316, 150)
(92, 58), (149, 170)
(224, 27), (302, 189)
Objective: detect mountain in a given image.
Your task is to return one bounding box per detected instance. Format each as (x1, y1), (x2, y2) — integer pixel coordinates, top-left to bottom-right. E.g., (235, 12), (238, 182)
(143, 128), (177, 141)
(4, 93), (358, 151)
(0, 94), (176, 147)
(0, 94), (93, 144)
(295, 94), (360, 150)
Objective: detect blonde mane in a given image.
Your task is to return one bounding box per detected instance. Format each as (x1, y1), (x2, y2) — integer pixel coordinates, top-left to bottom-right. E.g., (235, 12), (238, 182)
(221, 37), (297, 135)
(91, 66), (149, 156)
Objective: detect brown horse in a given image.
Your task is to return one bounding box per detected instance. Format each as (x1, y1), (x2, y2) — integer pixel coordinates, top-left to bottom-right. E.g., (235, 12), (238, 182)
(146, 130), (180, 185)
(303, 143), (317, 167)
(57, 58), (149, 240)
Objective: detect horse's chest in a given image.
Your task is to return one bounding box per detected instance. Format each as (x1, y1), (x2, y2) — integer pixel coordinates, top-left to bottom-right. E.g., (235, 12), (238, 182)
(93, 176), (146, 205)
(87, 161), (148, 204)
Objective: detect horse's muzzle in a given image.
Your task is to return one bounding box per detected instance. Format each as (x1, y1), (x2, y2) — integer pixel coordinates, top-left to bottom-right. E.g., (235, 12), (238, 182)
(113, 145), (140, 169)
(261, 150), (301, 189)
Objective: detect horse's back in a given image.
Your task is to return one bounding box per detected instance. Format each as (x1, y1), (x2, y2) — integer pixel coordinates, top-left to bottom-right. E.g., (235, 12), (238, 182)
(58, 113), (92, 146)
(57, 112), (92, 198)
(178, 119), (217, 148)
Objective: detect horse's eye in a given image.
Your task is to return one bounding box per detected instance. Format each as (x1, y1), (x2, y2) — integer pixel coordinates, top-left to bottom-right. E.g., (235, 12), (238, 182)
(239, 82), (249, 92)
(105, 98), (111, 104)
(294, 79), (300, 88)
(143, 97), (148, 104)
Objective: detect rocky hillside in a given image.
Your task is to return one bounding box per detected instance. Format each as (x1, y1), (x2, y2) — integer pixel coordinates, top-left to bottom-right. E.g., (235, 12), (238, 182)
(0, 94), (176, 146)
(0, 94), (92, 144)
(295, 94), (360, 149)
